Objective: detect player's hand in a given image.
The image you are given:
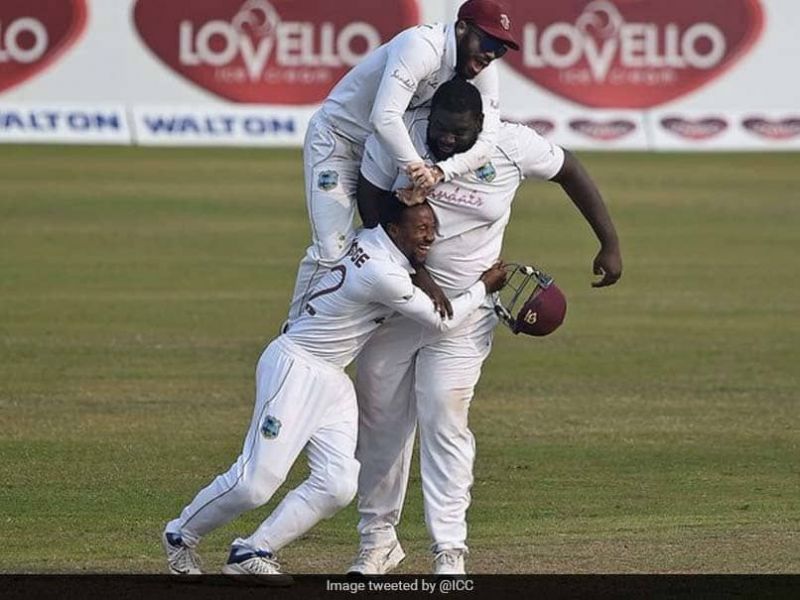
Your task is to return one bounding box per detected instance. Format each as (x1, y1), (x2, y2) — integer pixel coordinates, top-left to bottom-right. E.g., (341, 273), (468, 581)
(406, 163), (444, 191)
(412, 267), (453, 319)
(396, 186), (428, 206)
(480, 260), (508, 294)
(591, 244), (622, 287)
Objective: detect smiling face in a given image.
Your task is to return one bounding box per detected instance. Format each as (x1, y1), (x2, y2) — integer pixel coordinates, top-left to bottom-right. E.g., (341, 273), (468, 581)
(426, 105), (483, 161)
(455, 20), (508, 79)
(387, 203), (437, 266)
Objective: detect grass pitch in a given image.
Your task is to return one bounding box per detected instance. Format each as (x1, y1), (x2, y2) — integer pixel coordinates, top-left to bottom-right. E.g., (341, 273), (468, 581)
(0, 146), (798, 573)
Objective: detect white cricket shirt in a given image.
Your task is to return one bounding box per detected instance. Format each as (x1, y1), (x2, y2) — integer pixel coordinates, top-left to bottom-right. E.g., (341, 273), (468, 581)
(285, 226), (487, 369)
(360, 112), (566, 295)
(321, 23), (500, 181)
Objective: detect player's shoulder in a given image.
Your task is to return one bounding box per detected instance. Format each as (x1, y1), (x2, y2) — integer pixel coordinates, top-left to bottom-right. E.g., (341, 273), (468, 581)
(392, 22), (447, 56)
(494, 121), (549, 158)
(405, 22), (447, 43)
(493, 120), (565, 180)
(352, 229), (412, 286)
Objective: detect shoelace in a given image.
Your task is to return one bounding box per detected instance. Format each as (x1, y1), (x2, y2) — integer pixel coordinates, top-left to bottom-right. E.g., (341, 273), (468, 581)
(356, 546), (390, 566)
(246, 552), (282, 574)
(173, 545), (202, 571)
(435, 551), (460, 566)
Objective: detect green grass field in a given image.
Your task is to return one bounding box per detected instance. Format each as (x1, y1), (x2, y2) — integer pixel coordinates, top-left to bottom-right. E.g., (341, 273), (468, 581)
(0, 146), (798, 574)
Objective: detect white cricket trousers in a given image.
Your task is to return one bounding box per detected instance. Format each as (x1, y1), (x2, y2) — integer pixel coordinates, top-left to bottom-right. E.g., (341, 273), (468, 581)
(167, 336), (359, 553)
(289, 109), (364, 321)
(355, 303), (498, 553)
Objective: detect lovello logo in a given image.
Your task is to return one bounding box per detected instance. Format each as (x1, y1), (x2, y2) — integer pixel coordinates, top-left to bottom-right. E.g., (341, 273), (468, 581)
(0, 0), (87, 94)
(742, 117), (800, 140)
(133, 0), (419, 104)
(503, 0), (764, 108)
(661, 116), (728, 140)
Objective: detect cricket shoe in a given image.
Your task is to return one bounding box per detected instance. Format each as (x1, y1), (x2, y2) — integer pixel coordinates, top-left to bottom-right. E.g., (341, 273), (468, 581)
(222, 545), (294, 586)
(347, 541), (406, 575)
(162, 531), (202, 575)
(433, 549), (466, 576)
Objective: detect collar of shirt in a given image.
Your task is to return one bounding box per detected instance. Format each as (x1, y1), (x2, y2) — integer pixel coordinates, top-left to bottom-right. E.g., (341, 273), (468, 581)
(443, 22), (457, 71)
(372, 225), (415, 274)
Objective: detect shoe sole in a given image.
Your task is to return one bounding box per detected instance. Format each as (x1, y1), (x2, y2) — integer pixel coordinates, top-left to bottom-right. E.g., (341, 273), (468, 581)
(222, 563), (294, 587)
(347, 544), (406, 576)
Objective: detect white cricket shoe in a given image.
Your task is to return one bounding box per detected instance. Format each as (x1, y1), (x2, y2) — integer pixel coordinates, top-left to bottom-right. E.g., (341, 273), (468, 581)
(222, 545), (294, 586)
(347, 542), (406, 575)
(433, 549), (466, 575)
(162, 531), (202, 575)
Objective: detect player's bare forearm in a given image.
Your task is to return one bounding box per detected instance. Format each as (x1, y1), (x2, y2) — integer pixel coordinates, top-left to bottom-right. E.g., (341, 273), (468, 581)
(356, 173), (391, 229)
(412, 265), (452, 318)
(552, 150), (619, 249)
(551, 150), (622, 286)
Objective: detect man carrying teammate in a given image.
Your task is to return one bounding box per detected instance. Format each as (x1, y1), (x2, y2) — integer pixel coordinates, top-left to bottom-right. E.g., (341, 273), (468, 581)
(162, 198), (507, 579)
(349, 78), (622, 575)
(289, 0), (518, 321)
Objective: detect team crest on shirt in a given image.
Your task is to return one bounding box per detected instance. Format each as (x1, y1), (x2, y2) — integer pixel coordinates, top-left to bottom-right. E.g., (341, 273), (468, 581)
(475, 162), (497, 183)
(260, 415), (282, 439)
(318, 170), (339, 191)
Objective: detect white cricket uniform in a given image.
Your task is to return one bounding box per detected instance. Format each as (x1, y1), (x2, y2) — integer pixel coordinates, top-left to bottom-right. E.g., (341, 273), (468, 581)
(289, 22), (501, 320)
(167, 226), (489, 555)
(356, 112), (565, 553)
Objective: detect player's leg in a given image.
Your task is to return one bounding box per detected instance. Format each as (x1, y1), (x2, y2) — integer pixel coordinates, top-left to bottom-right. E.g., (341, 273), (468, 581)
(162, 338), (323, 573)
(414, 305), (498, 574)
(350, 316), (424, 574)
(241, 371), (359, 555)
(288, 113), (362, 321)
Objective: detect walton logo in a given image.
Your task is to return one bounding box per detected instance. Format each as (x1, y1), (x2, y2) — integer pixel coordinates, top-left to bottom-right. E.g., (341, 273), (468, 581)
(133, 0), (418, 104)
(502, 0), (764, 108)
(0, 0), (87, 94)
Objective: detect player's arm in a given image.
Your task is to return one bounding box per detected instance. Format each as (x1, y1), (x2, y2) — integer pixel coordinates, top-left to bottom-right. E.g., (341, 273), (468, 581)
(357, 134), (400, 228)
(370, 30), (439, 171)
(376, 262), (506, 333)
(550, 150), (622, 287)
(357, 174), (391, 229)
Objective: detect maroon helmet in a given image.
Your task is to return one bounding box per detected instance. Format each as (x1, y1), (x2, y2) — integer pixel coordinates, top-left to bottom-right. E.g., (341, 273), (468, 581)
(494, 264), (567, 336)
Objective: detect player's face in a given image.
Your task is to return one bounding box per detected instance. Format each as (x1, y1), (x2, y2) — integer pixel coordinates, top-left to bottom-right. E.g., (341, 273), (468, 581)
(427, 107), (482, 161)
(455, 21), (508, 79)
(390, 204), (437, 266)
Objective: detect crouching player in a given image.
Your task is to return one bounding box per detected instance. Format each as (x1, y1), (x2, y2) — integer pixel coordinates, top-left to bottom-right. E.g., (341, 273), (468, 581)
(162, 197), (507, 580)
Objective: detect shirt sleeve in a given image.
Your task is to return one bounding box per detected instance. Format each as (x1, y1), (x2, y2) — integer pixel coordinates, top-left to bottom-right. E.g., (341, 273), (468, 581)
(435, 64), (500, 181)
(369, 28), (440, 170)
(360, 133), (400, 191)
(373, 270), (487, 333)
(513, 124), (566, 180)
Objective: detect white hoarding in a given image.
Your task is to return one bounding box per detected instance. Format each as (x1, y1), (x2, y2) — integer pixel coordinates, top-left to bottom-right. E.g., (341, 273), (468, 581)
(0, 0), (797, 150)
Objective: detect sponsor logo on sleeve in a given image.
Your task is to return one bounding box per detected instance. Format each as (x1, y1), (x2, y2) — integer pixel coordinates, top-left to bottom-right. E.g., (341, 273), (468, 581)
(742, 117), (800, 140)
(260, 415), (282, 439)
(132, 0), (419, 104)
(475, 162), (497, 182)
(501, 0), (764, 108)
(661, 116), (728, 140)
(0, 0), (87, 94)
(318, 169), (339, 190)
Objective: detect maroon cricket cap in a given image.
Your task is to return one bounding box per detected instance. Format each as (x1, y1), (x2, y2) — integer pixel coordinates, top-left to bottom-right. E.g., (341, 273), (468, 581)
(457, 0), (519, 51)
(512, 283), (567, 336)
